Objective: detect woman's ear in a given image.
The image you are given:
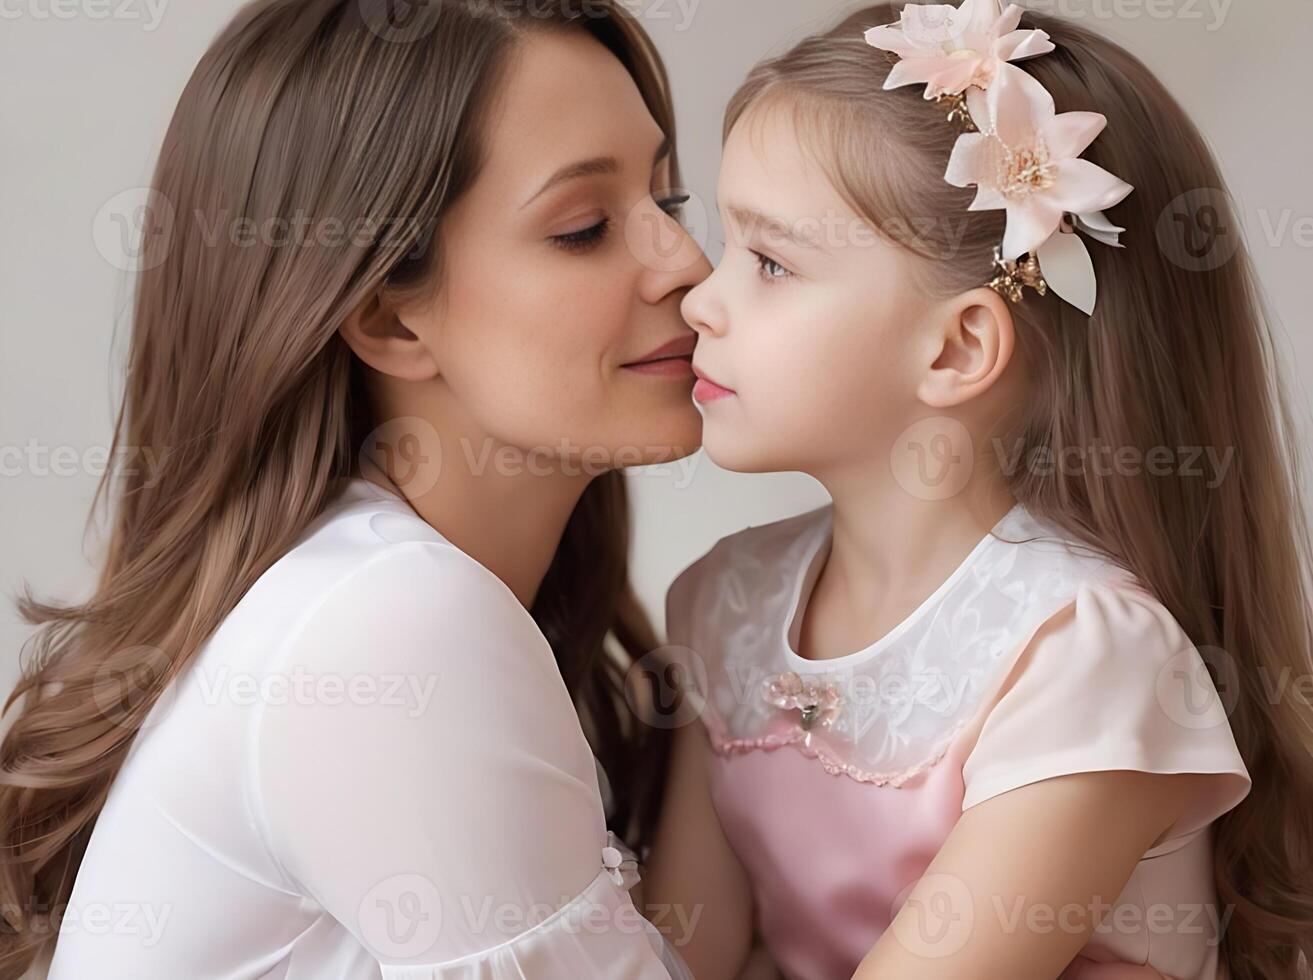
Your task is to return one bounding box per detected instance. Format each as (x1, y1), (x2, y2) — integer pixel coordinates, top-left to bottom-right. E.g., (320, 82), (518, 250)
(916, 286), (1017, 409)
(338, 291), (442, 382)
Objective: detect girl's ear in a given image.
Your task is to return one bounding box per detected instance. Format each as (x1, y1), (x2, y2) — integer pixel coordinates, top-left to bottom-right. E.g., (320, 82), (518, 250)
(916, 287), (1017, 409)
(338, 291), (442, 382)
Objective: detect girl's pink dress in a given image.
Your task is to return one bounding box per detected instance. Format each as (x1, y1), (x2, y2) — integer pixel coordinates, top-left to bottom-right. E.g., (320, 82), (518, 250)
(665, 503), (1251, 980)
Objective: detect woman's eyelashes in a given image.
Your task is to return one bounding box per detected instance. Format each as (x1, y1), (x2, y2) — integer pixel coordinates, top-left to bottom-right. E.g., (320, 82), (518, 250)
(551, 217), (610, 252)
(548, 193), (692, 254)
(658, 192), (691, 221)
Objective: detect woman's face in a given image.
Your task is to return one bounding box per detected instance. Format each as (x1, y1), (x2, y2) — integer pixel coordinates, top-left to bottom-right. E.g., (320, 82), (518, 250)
(402, 29), (710, 471)
(680, 103), (937, 475)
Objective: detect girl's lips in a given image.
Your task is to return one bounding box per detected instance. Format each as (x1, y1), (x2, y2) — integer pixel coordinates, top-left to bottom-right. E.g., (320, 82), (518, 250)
(692, 366), (735, 403)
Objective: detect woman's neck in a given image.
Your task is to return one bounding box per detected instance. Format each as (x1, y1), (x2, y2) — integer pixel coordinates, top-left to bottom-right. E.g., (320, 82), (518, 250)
(360, 442), (593, 610)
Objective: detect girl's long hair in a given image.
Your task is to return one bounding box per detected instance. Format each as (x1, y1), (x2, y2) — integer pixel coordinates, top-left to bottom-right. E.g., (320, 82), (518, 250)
(726, 5), (1313, 978)
(0, 0), (678, 973)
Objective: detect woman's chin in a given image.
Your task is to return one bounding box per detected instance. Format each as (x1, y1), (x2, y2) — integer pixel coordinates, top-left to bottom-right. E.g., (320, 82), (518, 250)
(635, 408), (704, 465)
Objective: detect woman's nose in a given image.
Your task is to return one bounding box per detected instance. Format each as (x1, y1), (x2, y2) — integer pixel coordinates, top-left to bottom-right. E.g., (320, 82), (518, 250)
(628, 197), (712, 306)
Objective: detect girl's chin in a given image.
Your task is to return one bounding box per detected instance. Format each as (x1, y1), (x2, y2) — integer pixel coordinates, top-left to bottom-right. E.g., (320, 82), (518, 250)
(698, 427), (779, 475)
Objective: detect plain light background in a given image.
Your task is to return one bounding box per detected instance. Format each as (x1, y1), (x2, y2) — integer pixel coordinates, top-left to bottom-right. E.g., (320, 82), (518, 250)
(2, 0), (1311, 716)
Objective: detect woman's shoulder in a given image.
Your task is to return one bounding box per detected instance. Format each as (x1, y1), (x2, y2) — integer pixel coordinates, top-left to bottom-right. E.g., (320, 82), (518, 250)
(191, 478), (547, 688)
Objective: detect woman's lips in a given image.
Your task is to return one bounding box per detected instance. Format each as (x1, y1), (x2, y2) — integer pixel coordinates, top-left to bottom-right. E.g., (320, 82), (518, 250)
(624, 356), (693, 377)
(622, 335), (697, 378)
(692, 365), (735, 403)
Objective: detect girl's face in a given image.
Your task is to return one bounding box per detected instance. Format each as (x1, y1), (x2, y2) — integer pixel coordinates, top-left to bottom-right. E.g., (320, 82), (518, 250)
(392, 30), (710, 469)
(681, 103), (940, 475)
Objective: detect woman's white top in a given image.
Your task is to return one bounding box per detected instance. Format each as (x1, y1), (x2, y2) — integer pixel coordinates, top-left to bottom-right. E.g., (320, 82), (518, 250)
(48, 477), (691, 980)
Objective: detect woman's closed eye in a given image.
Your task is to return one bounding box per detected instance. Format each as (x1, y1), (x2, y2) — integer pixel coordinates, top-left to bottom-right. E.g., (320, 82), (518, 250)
(551, 217), (611, 252)
(549, 193), (692, 254)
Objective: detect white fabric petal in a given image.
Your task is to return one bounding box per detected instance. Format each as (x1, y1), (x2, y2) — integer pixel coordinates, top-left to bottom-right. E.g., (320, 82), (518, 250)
(944, 131), (993, 188)
(926, 56), (991, 97)
(990, 62), (1054, 148)
(993, 2), (1024, 35)
(1042, 110), (1108, 161)
(1002, 196), (1063, 260)
(994, 28), (1056, 63)
(1074, 210), (1126, 248)
(966, 83), (990, 129)
(969, 183), (1010, 212)
(964, 0), (1004, 38)
(884, 55), (962, 91)
(1037, 229), (1098, 315)
(864, 24), (923, 59)
(1048, 158), (1135, 215)
(903, 2), (973, 47)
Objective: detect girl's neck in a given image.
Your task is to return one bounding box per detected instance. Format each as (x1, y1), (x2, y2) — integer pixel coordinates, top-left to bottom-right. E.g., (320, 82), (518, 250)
(800, 466), (1016, 662)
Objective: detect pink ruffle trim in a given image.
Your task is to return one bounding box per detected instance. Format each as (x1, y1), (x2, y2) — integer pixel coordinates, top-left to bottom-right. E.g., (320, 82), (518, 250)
(705, 714), (973, 788)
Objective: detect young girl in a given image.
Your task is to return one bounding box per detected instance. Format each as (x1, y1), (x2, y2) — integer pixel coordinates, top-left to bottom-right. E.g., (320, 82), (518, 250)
(643, 3), (1313, 979)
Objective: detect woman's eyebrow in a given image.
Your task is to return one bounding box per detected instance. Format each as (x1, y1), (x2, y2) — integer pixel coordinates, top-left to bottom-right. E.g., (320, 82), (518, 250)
(520, 134), (671, 210)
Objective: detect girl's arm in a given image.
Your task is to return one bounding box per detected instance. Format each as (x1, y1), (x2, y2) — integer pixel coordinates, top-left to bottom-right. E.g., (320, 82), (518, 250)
(643, 715), (756, 980)
(852, 763), (1211, 978)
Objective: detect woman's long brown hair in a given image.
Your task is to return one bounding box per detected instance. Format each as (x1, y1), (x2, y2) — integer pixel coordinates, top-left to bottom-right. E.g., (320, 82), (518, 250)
(0, 0), (678, 973)
(725, 5), (1313, 978)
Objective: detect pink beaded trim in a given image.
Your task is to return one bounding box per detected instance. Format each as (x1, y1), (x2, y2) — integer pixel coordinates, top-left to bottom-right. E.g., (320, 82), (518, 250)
(705, 713), (975, 788)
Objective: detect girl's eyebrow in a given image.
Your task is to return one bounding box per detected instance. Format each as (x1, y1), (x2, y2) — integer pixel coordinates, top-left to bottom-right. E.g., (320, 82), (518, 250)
(722, 203), (826, 252)
(521, 134), (671, 210)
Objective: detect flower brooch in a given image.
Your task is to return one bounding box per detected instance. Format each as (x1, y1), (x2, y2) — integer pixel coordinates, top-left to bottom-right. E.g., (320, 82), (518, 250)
(864, 0), (1134, 315)
(762, 671), (845, 731)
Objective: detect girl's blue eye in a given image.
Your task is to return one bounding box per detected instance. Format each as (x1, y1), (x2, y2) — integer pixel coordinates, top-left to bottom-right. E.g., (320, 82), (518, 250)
(551, 217), (610, 252)
(753, 250), (793, 283)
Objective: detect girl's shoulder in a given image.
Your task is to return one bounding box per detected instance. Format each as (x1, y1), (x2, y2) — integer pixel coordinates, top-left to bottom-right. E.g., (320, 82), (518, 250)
(665, 503), (833, 649)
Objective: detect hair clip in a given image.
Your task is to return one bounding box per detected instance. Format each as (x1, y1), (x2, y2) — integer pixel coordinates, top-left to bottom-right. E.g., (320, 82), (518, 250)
(988, 247), (1047, 302)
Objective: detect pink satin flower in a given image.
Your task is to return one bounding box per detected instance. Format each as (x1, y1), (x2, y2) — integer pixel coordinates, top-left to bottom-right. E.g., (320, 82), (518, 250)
(945, 63), (1134, 261)
(761, 671), (844, 730)
(864, 0), (1055, 99)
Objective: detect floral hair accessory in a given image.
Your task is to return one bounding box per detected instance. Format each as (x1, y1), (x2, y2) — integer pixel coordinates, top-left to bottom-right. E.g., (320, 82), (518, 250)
(864, 0), (1055, 98)
(864, 0), (1134, 315)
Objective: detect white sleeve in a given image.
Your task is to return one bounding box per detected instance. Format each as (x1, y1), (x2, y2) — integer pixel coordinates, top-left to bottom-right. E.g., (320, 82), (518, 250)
(249, 541), (691, 979)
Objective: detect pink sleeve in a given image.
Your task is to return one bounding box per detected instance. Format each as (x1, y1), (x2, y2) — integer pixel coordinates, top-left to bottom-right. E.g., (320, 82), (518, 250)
(961, 579), (1251, 850)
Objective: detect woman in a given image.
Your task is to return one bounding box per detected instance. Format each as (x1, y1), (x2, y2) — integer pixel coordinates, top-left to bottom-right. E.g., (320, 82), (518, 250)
(0, 0), (709, 976)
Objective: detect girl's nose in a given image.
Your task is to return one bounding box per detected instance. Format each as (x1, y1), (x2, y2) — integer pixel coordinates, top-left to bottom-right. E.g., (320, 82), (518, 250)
(681, 270), (727, 338)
